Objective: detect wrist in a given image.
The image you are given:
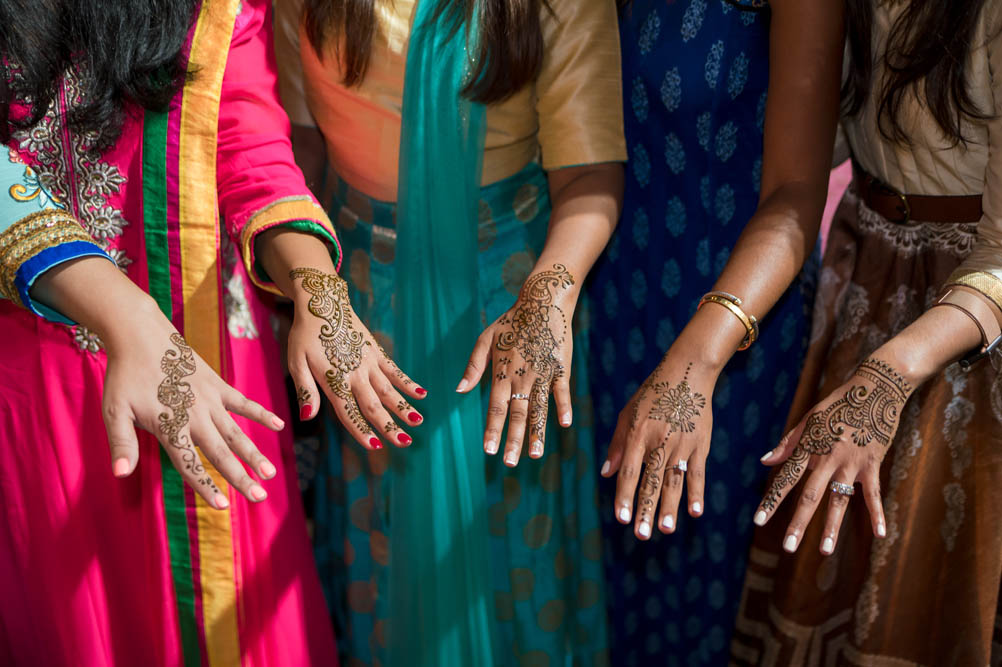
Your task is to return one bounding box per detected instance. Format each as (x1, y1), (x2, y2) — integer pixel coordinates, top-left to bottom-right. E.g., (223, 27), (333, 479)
(99, 292), (175, 355)
(673, 304), (748, 371)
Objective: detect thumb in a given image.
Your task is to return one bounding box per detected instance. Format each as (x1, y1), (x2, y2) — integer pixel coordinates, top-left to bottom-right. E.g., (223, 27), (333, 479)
(103, 401), (140, 477)
(456, 331), (493, 393)
(760, 420), (805, 466)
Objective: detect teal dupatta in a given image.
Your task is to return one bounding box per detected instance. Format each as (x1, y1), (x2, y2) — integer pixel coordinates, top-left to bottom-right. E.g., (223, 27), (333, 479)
(388, 1), (494, 665)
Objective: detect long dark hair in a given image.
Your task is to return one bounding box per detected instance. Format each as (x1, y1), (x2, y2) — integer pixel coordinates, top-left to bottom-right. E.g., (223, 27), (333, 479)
(843, 0), (993, 145)
(304, 0), (548, 104)
(0, 0), (199, 142)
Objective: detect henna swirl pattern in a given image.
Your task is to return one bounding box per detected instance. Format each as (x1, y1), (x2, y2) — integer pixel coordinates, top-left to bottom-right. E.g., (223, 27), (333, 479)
(158, 334), (219, 492)
(760, 357), (913, 511)
(639, 445), (668, 522)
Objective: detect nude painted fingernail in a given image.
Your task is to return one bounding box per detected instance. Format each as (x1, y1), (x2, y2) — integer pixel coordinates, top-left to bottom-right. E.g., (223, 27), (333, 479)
(504, 451), (517, 466)
(485, 440), (498, 455)
(691, 501), (702, 515)
(408, 411), (423, 423)
(415, 387), (428, 396)
(272, 416), (285, 430)
(600, 460), (611, 476)
(397, 433), (412, 445)
(663, 515), (674, 531)
(530, 440), (543, 458)
(821, 537), (834, 554)
(560, 412), (571, 426)
(260, 461), (277, 479)
(455, 379), (469, 393)
(113, 458), (130, 478)
(783, 534), (798, 552)
(760, 450), (773, 462)
(300, 404), (312, 421)
(369, 437), (383, 450)
(754, 510), (767, 526)
(250, 486), (267, 502)
(618, 507), (631, 523)
(214, 494), (230, 510)
(877, 522), (886, 538)
(638, 521), (651, 538)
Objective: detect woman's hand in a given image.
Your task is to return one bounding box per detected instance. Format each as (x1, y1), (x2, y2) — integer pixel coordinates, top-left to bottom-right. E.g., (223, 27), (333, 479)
(287, 267), (427, 450)
(103, 318), (284, 510)
(753, 356), (915, 554)
(603, 355), (715, 539)
(457, 263), (577, 466)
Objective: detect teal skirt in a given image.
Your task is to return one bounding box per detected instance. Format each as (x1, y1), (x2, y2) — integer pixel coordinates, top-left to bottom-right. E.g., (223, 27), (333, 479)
(312, 163), (610, 666)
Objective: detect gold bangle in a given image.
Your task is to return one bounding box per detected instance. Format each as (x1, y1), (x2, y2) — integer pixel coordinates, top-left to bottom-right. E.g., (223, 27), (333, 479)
(697, 291), (759, 351)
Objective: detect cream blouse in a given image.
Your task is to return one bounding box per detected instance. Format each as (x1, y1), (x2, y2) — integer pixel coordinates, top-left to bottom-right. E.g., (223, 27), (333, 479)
(843, 2), (1002, 310)
(275, 0), (627, 203)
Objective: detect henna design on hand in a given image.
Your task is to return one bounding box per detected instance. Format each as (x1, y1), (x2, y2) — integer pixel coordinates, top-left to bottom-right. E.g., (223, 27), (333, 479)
(297, 385), (311, 405)
(383, 421), (397, 434)
(646, 363), (706, 434)
(158, 333), (219, 492)
(496, 264), (574, 441)
(378, 344), (412, 386)
(760, 357), (912, 511)
(397, 399), (413, 413)
(638, 444), (668, 523)
(291, 267), (373, 435)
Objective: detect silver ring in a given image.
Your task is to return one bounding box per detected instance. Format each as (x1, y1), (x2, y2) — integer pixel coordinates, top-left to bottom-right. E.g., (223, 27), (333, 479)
(830, 481), (855, 496)
(510, 393), (530, 401)
(672, 460), (688, 472)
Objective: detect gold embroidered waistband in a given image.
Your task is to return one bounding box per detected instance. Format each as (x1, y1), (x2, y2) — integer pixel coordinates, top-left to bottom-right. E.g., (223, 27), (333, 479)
(0, 209), (92, 307)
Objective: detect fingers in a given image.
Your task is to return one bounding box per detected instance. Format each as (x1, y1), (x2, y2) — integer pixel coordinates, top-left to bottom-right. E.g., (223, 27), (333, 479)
(754, 444), (811, 528)
(781, 465), (834, 553)
(211, 411), (277, 480)
(157, 426), (230, 510)
(760, 421), (804, 466)
(289, 353), (321, 422)
(819, 470), (856, 556)
(861, 465), (887, 538)
(456, 330), (493, 393)
(311, 354), (382, 450)
(613, 437), (647, 525)
(222, 387), (284, 432)
(602, 409), (632, 478)
(526, 380), (549, 460)
(102, 400), (140, 478)
(657, 456), (686, 534)
(634, 444), (668, 540)
(503, 395), (530, 467)
(356, 382), (410, 448)
(190, 420), (267, 504)
(552, 374), (573, 428)
(371, 370), (423, 432)
(483, 378), (510, 456)
(685, 450), (706, 518)
(377, 348), (427, 400)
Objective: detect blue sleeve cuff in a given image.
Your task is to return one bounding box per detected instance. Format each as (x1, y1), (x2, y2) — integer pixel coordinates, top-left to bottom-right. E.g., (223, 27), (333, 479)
(14, 241), (116, 325)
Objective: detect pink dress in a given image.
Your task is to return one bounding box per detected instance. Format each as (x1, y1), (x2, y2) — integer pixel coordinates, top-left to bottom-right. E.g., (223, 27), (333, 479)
(0, 0), (339, 664)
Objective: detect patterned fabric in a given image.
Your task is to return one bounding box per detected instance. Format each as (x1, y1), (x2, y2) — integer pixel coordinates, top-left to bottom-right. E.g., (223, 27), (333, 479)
(587, 1), (815, 665)
(731, 190), (1002, 666)
(313, 164), (610, 667)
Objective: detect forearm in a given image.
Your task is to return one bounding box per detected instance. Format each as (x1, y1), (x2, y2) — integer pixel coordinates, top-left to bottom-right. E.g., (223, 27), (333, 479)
(255, 227), (338, 306)
(875, 304), (984, 387)
(534, 163), (624, 300)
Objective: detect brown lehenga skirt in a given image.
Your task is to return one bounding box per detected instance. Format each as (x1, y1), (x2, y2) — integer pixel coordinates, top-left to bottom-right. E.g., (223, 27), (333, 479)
(730, 187), (1002, 666)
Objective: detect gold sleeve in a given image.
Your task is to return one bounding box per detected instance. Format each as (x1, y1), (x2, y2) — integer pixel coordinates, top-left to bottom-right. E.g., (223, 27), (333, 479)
(535, 0), (628, 170)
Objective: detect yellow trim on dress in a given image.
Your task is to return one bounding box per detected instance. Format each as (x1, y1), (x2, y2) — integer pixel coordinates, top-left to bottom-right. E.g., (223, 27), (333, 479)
(944, 269), (1002, 314)
(0, 210), (89, 306)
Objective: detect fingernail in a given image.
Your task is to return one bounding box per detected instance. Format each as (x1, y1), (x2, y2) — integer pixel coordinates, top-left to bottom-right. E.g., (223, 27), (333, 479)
(369, 437), (383, 450)
(456, 379), (469, 393)
(691, 501), (702, 515)
(638, 521), (651, 538)
(504, 452), (517, 466)
(251, 486), (267, 502)
(662, 515), (674, 531)
(754, 510), (767, 526)
(877, 522), (886, 538)
(618, 507), (631, 523)
(214, 493), (230, 510)
(272, 416), (285, 430)
(760, 450), (773, 462)
(821, 537), (834, 554)
(530, 440), (543, 458)
(560, 412), (571, 426)
(300, 404), (312, 420)
(415, 387), (428, 396)
(397, 433), (412, 445)
(783, 534), (798, 552)
(408, 411), (423, 423)
(600, 460), (611, 476)
(260, 461), (277, 479)
(113, 458), (130, 478)
(485, 440), (498, 455)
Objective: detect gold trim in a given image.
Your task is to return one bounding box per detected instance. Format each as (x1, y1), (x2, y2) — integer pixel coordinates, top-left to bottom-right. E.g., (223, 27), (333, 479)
(238, 195), (337, 295)
(0, 210), (90, 306)
(944, 269), (1002, 317)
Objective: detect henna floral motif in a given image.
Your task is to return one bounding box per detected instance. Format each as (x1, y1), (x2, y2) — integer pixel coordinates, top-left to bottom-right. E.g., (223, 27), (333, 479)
(496, 264), (574, 440)
(760, 357), (913, 511)
(158, 334), (219, 492)
(647, 363), (706, 434)
(297, 385), (311, 405)
(291, 267), (373, 435)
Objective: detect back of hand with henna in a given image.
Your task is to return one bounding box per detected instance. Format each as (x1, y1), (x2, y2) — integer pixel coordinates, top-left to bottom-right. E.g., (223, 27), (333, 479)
(287, 267), (426, 450)
(755, 357), (914, 555)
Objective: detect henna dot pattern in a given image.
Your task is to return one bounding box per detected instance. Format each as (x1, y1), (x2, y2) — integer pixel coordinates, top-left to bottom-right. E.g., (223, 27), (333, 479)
(646, 363), (706, 434)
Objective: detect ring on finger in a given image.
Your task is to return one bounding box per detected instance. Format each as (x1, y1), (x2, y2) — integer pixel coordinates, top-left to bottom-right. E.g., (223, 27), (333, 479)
(511, 393), (530, 401)
(830, 480), (855, 496)
(672, 460), (688, 473)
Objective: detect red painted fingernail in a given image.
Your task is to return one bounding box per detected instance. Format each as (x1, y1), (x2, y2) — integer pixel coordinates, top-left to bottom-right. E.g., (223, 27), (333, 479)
(397, 433), (412, 445)
(415, 387), (428, 396)
(369, 437), (383, 449)
(300, 404), (312, 420)
(408, 411), (422, 423)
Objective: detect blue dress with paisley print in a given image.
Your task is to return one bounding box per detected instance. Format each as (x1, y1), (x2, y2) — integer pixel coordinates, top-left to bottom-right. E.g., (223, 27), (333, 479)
(587, 1), (816, 664)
